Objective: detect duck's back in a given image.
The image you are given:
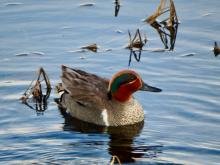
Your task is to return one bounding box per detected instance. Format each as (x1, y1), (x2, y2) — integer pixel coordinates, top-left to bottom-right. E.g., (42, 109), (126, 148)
(61, 65), (109, 109)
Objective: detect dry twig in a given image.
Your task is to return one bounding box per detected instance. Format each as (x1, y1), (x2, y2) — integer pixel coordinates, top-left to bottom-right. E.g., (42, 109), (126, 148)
(81, 43), (98, 52)
(110, 155), (122, 165)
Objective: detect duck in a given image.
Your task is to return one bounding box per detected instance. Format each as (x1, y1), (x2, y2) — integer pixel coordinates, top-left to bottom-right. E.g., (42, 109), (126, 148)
(58, 65), (161, 127)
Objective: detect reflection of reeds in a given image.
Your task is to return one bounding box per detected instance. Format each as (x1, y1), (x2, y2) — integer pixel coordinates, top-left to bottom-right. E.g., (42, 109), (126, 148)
(20, 68), (51, 112)
(114, 0), (120, 17)
(145, 0), (179, 50)
(128, 49), (142, 66)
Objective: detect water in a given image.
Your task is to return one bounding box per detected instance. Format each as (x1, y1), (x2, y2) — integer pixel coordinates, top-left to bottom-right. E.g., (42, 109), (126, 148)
(0, 0), (220, 164)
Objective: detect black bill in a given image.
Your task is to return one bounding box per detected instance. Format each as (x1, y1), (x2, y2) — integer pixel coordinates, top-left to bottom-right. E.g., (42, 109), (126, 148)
(140, 82), (162, 92)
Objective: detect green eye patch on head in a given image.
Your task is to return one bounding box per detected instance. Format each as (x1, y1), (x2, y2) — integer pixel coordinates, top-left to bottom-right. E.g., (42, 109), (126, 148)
(110, 73), (137, 93)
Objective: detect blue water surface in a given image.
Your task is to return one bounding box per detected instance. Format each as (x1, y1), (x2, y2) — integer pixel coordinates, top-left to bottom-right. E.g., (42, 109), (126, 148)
(0, 0), (220, 164)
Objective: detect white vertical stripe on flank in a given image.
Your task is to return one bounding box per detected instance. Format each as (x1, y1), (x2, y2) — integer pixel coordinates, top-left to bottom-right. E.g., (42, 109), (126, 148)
(101, 109), (109, 126)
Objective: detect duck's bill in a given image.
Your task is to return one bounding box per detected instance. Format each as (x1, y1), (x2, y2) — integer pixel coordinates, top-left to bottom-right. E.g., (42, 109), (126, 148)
(140, 82), (162, 92)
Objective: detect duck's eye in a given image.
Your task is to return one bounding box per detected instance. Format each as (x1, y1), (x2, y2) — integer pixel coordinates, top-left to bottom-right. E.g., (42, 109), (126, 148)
(127, 75), (137, 82)
(129, 77), (136, 81)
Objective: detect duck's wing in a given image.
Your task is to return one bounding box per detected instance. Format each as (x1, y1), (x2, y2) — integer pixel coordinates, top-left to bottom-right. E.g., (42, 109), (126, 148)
(61, 65), (109, 109)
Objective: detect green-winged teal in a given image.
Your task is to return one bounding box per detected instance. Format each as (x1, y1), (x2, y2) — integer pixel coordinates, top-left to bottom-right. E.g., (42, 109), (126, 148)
(59, 65), (161, 126)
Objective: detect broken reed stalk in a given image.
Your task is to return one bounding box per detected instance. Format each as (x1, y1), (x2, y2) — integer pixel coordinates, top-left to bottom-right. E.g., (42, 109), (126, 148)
(110, 155), (122, 165)
(213, 42), (220, 56)
(145, 0), (179, 50)
(169, 0), (178, 25)
(22, 73), (39, 101)
(127, 29), (147, 49)
(146, 0), (179, 28)
(145, 0), (168, 24)
(37, 67), (51, 89)
(20, 67), (51, 103)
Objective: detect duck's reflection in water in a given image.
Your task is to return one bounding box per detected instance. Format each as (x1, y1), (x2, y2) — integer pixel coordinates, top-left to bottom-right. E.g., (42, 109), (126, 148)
(58, 107), (162, 163)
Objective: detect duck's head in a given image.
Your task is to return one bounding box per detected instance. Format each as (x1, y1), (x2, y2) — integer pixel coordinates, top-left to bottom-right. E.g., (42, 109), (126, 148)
(108, 70), (162, 102)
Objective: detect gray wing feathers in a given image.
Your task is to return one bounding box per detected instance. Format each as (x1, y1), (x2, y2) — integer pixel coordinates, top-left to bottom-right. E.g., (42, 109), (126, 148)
(61, 65), (109, 109)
